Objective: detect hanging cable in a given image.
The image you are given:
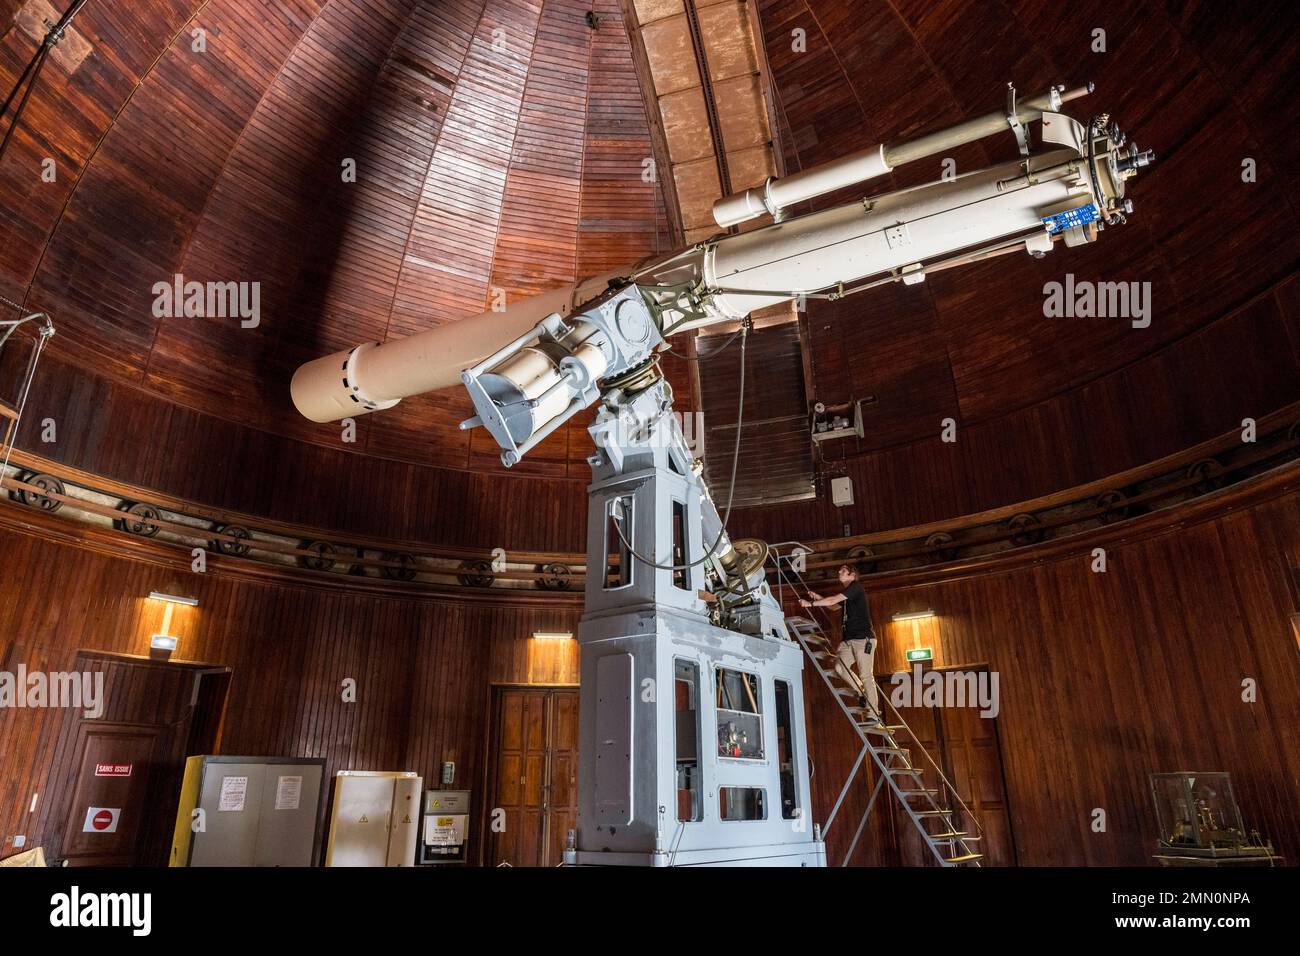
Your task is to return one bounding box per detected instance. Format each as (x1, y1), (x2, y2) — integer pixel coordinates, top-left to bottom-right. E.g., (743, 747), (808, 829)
(663, 323), (744, 362)
(610, 320), (749, 579)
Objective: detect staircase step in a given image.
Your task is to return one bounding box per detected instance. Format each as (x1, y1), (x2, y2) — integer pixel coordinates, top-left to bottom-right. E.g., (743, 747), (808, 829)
(913, 809), (953, 817)
(847, 708), (897, 723)
(899, 788), (939, 797)
(924, 831), (969, 841)
(888, 767), (923, 776)
(944, 853), (984, 865)
(856, 723), (903, 734)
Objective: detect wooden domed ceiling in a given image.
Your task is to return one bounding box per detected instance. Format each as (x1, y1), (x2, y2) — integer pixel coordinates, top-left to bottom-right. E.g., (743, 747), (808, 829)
(1, 0), (1298, 532)
(0, 0), (671, 478)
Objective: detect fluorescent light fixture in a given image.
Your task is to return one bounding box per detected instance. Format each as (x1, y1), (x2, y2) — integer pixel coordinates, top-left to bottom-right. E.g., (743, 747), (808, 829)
(532, 631), (574, 641)
(891, 610), (935, 622)
(148, 591), (198, 606)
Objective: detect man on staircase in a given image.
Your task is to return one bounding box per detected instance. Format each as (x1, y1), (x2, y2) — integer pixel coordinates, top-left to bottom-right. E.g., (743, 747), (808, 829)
(800, 565), (882, 726)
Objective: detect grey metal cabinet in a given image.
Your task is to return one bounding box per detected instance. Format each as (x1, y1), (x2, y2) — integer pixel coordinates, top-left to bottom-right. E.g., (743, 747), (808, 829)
(169, 756), (326, 867)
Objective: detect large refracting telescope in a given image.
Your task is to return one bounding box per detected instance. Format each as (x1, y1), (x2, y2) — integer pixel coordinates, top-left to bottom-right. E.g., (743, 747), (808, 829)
(292, 81), (1150, 454)
(291, 83), (1151, 866)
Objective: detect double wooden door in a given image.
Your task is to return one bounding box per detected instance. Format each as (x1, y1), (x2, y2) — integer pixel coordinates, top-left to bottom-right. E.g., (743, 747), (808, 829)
(889, 667), (1018, 866)
(485, 686), (578, 867)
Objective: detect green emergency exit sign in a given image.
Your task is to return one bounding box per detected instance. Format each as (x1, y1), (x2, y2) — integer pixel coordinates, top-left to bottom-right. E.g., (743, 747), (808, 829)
(905, 647), (933, 662)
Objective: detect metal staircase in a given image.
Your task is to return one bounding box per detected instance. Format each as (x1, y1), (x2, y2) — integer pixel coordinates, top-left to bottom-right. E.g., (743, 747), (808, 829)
(769, 546), (985, 867)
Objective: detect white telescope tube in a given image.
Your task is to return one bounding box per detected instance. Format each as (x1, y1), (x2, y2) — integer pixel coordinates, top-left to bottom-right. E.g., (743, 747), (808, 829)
(292, 91), (1146, 429)
(293, 147), (1093, 422)
(655, 143), (1097, 327)
(713, 82), (1093, 228)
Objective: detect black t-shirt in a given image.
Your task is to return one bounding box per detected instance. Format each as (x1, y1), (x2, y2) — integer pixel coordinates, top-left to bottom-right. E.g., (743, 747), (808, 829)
(841, 581), (874, 641)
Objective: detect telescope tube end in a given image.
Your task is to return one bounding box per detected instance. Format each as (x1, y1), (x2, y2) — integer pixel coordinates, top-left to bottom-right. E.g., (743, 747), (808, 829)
(713, 186), (771, 228)
(291, 345), (399, 423)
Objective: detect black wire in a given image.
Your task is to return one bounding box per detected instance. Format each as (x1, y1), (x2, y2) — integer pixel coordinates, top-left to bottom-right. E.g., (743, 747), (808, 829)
(0, 45), (51, 164)
(663, 324), (744, 362)
(611, 323), (748, 578)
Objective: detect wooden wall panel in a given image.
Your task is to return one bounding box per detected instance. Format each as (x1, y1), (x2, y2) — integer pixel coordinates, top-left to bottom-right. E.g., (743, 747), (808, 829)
(747, 0), (1300, 533)
(733, 276), (1300, 542)
(3, 475), (1299, 865)
(798, 481), (1300, 866)
(0, 0), (204, 295)
(5, 0), (1295, 539)
(579, 0), (672, 272)
(1, 0), (672, 491)
(0, 520), (581, 862)
(19, 353), (591, 550)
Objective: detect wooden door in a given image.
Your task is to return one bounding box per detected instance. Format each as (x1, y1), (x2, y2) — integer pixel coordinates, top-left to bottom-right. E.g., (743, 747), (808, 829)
(887, 666), (1017, 866)
(52, 653), (230, 866)
(938, 696), (1017, 865)
(58, 722), (168, 866)
(486, 687), (579, 867)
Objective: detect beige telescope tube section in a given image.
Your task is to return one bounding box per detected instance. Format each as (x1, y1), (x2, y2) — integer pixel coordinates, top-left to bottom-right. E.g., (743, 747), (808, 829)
(290, 273), (620, 423)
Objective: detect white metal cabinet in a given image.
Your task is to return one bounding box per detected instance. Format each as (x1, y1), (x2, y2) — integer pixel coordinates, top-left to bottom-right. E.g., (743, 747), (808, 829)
(324, 771), (422, 867)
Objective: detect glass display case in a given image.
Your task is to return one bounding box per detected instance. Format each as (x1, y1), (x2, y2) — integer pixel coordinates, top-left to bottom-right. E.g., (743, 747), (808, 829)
(1149, 772), (1280, 865)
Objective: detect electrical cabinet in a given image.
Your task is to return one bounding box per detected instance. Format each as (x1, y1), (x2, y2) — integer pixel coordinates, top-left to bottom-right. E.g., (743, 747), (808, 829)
(169, 755), (326, 867)
(324, 771), (422, 867)
(419, 789), (470, 864)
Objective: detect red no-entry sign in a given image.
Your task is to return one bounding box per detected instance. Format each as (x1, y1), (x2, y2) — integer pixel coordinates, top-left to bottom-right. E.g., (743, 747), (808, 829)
(82, 806), (120, 833)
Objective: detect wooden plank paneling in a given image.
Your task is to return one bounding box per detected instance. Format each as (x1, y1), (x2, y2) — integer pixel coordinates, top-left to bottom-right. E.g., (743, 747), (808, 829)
(797, 480), (1300, 866)
(0, 520), (579, 862)
(1, 0), (671, 491)
(747, 0), (1300, 532)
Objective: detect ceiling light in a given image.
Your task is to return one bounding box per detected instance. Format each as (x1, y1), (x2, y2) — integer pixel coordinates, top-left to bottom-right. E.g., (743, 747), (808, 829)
(532, 631), (573, 641)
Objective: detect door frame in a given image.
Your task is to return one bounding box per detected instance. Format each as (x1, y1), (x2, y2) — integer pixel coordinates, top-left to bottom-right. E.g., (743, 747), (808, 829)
(880, 660), (1018, 865)
(479, 682), (579, 867)
(52, 650), (232, 865)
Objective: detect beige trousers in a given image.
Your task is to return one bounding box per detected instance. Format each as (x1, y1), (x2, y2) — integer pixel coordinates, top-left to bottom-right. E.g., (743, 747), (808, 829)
(836, 637), (879, 714)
